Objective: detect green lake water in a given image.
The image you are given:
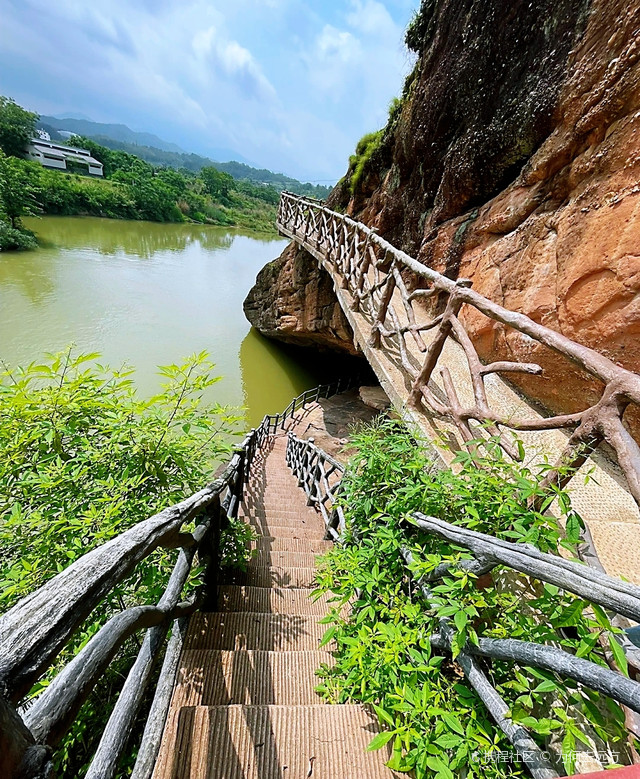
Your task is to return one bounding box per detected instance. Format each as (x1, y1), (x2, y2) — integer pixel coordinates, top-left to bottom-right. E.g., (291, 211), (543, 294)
(0, 216), (327, 426)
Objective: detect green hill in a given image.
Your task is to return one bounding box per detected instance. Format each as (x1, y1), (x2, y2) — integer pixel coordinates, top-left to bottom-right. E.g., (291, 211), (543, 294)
(37, 117), (332, 199)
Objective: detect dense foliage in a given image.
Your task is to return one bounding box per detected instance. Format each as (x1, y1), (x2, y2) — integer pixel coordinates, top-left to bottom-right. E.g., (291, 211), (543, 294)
(405, 0), (438, 53)
(0, 96), (38, 158)
(0, 149), (39, 248)
(348, 130), (384, 195)
(0, 350), (247, 775)
(315, 420), (632, 778)
(45, 133), (280, 229)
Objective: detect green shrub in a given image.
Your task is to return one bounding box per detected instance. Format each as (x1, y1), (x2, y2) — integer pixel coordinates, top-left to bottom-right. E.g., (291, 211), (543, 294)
(314, 419), (631, 777)
(405, 0), (438, 53)
(349, 130), (384, 196)
(0, 219), (37, 250)
(37, 170), (137, 219)
(0, 350), (247, 775)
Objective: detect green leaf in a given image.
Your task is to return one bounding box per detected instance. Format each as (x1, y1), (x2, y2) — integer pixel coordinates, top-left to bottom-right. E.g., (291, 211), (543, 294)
(608, 634), (629, 677)
(373, 704), (395, 728)
(436, 733), (463, 749)
(441, 712), (465, 735)
(426, 756), (454, 779)
(366, 730), (395, 751)
(564, 511), (584, 544)
(576, 632), (600, 658)
(562, 732), (576, 775)
(533, 680), (557, 693)
(319, 626), (336, 647)
(453, 611), (468, 633)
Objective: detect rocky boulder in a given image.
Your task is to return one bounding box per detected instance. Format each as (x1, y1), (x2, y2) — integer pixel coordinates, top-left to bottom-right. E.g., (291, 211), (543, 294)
(243, 242), (358, 354)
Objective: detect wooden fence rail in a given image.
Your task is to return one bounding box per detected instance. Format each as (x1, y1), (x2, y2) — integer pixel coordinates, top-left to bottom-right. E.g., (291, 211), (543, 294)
(0, 379), (358, 778)
(284, 432), (640, 777)
(286, 432), (344, 538)
(277, 192), (640, 511)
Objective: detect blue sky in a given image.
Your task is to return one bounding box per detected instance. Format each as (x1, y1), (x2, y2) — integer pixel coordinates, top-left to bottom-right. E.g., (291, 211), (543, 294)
(0, 0), (417, 181)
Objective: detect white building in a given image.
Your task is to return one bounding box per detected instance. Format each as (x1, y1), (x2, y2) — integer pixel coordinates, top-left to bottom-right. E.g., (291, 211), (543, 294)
(25, 139), (104, 177)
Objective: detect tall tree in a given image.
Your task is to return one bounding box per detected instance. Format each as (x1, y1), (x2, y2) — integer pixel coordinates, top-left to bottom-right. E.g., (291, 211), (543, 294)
(0, 151), (40, 227)
(200, 167), (234, 201)
(0, 96), (38, 158)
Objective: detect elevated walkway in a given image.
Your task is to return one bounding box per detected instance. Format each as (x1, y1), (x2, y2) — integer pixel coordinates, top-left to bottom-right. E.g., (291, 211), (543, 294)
(277, 193), (640, 585)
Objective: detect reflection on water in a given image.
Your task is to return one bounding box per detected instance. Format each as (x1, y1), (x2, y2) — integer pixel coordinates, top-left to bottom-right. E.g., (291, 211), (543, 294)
(30, 216), (241, 258)
(0, 215), (325, 423)
(240, 328), (317, 427)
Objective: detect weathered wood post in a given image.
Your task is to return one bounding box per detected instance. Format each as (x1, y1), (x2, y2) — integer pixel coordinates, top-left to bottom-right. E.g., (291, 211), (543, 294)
(0, 694), (52, 779)
(300, 438), (314, 488)
(368, 258), (397, 348)
(408, 278), (472, 408)
(200, 494), (223, 612)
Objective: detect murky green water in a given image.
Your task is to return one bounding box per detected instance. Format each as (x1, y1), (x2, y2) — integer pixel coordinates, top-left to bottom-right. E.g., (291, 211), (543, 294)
(0, 216), (322, 426)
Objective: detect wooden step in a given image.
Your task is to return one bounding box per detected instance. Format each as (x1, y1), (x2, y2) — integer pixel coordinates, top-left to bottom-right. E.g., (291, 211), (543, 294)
(173, 650), (331, 706)
(227, 565), (317, 588)
(153, 704), (400, 779)
(250, 550), (321, 568)
(244, 511), (325, 530)
(250, 537), (332, 554)
(184, 613), (328, 651)
(218, 586), (334, 615)
(249, 524), (327, 539)
(245, 504), (317, 518)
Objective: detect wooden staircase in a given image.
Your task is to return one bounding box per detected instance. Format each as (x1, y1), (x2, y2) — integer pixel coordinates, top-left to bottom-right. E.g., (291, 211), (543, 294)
(152, 434), (398, 778)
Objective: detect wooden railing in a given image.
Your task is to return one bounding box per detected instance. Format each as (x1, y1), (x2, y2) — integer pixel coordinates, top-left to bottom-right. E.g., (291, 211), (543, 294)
(285, 432), (640, 778)
(253, 374), (363, 440)
(286, 432), (344, 539)
(0, 380), (357, 779)
(277, 192), (640, 511)
(0, 441), (248, 779)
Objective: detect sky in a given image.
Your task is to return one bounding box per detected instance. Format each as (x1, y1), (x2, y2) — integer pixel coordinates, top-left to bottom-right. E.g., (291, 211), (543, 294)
(0, 0), (418, 181)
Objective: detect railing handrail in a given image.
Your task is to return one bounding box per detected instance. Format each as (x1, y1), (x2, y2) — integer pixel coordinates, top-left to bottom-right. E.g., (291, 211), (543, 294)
(284, 432), (640, 778)
(252, 373), (364, 443)
(277, 191), (640, 511)
(0, 379), (356, 779)
(286, 431), (345, 539)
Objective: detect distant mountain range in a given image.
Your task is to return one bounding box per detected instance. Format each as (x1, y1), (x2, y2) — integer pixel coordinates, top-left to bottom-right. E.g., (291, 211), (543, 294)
(39, 115), (250, 164)
(35, 116), (332, 198)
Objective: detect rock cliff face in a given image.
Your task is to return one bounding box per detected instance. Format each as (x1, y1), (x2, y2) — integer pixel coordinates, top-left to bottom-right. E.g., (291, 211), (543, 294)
(243, 242), (358, 354)
(245, 0), (640, 418)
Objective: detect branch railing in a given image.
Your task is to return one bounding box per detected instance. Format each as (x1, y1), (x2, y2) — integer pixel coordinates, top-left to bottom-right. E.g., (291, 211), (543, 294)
(285, 432), (640, 778)
(0, 379), (358, 779)
(286, 432), (345, 539)
(278, 192), (640, 511)
(250, 374), (364, 444)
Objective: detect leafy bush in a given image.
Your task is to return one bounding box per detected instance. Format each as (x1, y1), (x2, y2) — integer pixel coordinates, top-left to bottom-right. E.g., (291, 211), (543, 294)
(0, 219), (37, 250)
(405, 0), (438, 53)
(0, 350), (247, 774)
(38, 170), (137, 219)
(0, 150), (40, 233)
(348, 130), (384, 195)
(0, 95), (38, 158)
(314, 419), (631, 777)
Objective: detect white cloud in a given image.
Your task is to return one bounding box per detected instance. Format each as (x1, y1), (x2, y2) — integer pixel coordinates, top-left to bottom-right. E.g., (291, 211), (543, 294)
(0, 0), (417, 180)
(193, 26), (276, 102)
(346, 0), (397, 37)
